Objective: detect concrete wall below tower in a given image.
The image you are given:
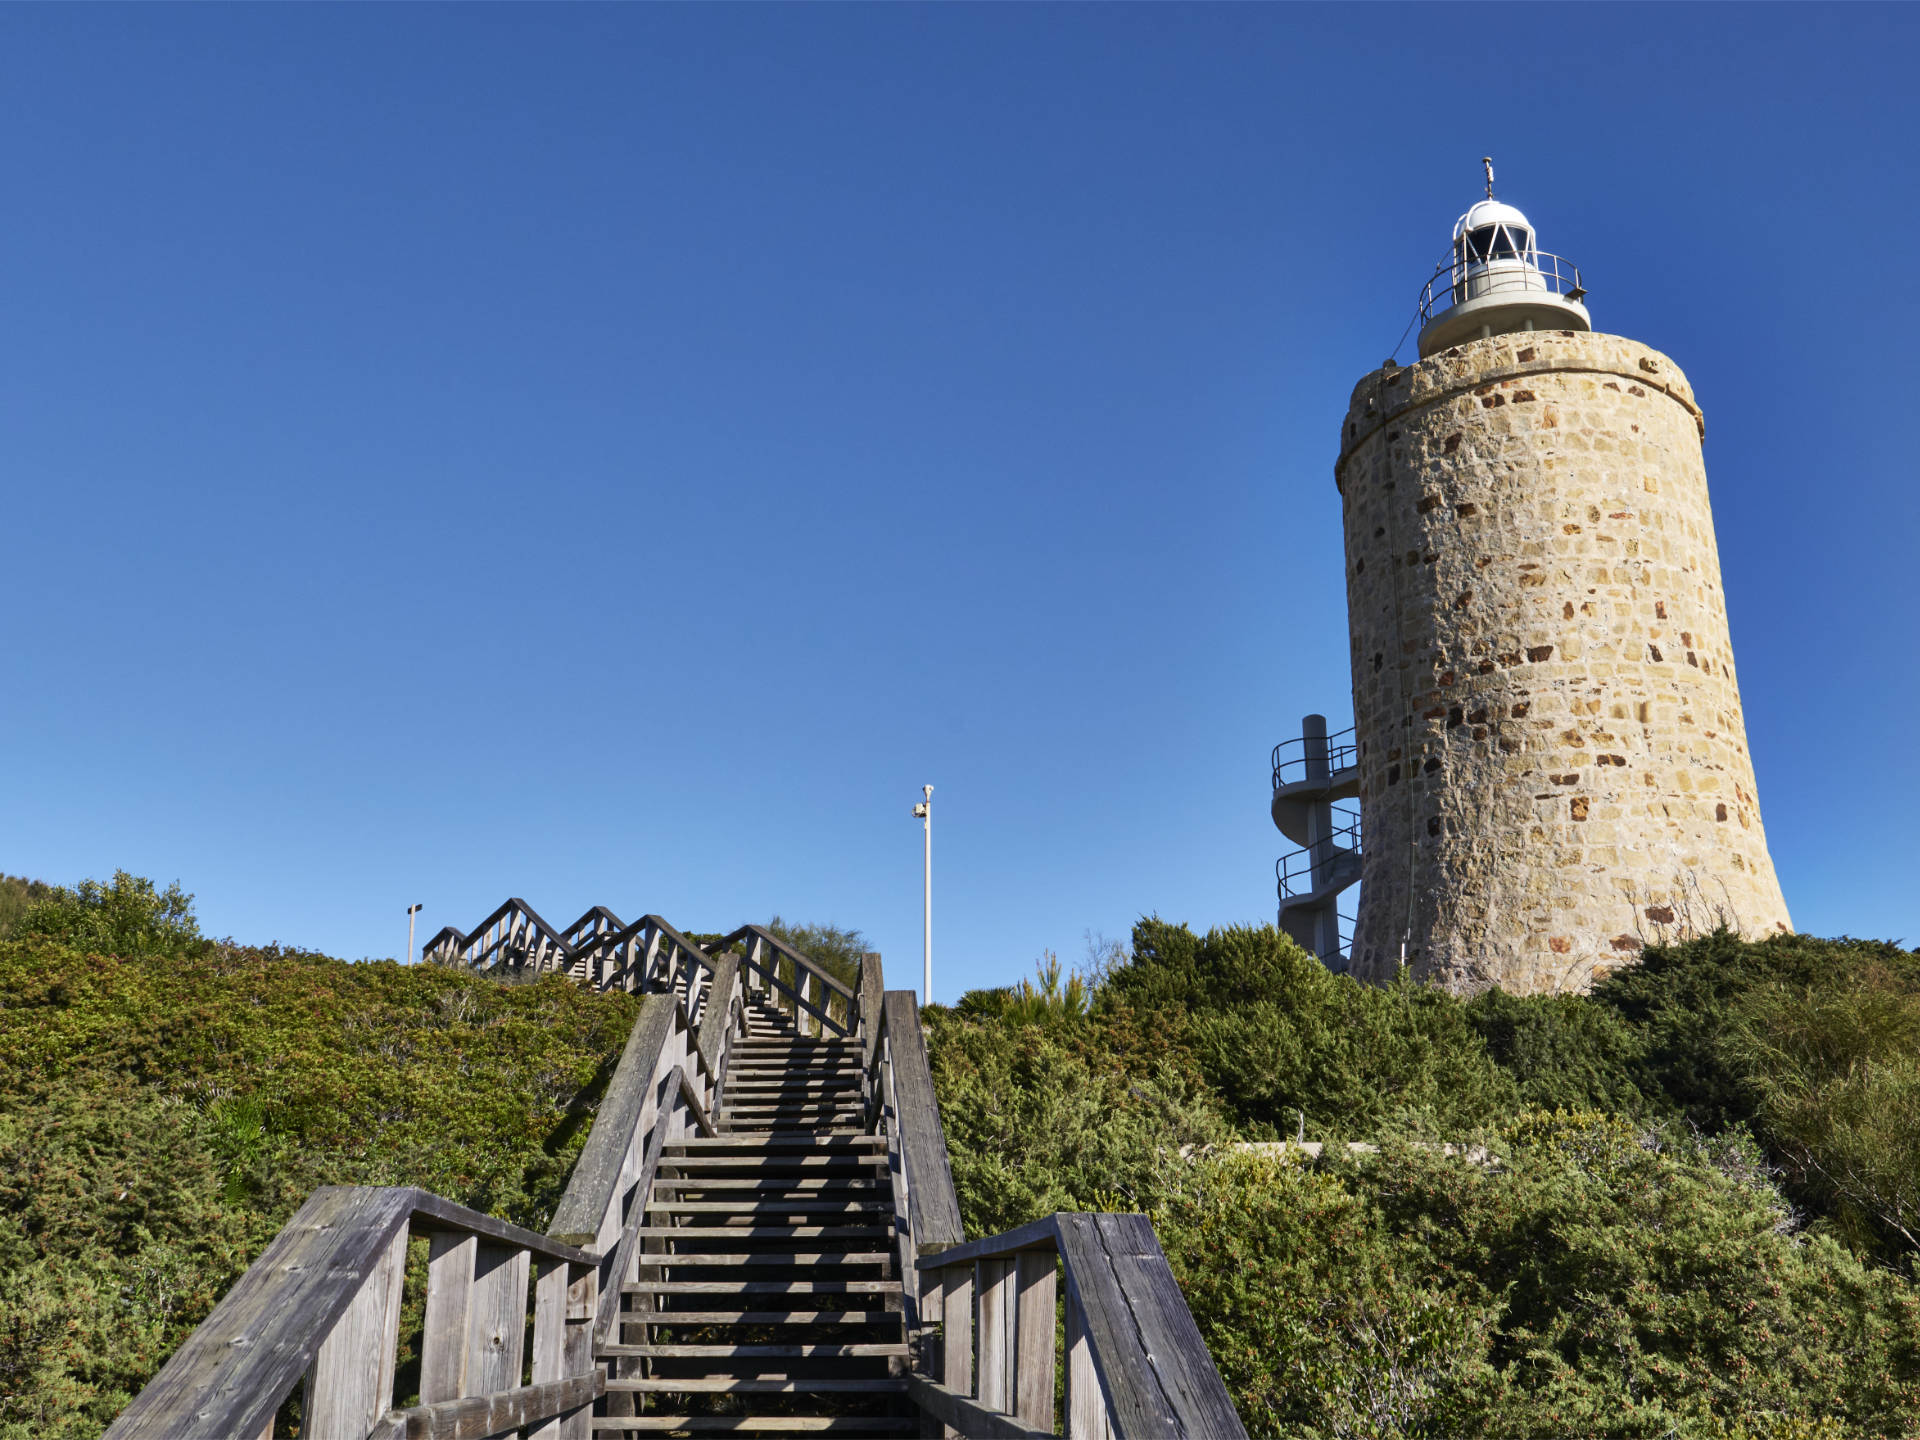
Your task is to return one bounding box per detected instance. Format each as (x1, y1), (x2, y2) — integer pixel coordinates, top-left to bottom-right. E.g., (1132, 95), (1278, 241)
(1336, 331), (1790, 995)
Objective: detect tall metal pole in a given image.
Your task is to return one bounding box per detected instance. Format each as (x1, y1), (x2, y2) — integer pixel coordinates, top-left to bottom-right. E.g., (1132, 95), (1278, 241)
(407, 903), (423, 964)
(921, 785), (933, 1002)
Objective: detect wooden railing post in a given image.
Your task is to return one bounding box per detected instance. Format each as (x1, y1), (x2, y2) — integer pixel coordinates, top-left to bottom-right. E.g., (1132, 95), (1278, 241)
(1065, 1286), (1110, 1440)
(1015, 1250), (1057, 1430)
(420, 1232), (478, 1402)
(940, 1262), (973, 1440)
(975, 1257), (1015, 1413)
(304, 1224), (407, 1439)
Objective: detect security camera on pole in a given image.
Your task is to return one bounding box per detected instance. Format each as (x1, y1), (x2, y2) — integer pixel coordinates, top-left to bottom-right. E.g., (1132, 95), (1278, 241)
(911, 785), (933, 1003)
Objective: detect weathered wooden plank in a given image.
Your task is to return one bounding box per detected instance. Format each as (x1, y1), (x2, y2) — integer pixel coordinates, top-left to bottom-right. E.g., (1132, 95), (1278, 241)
(976, 1258), (1015, 1414)
(420, 1232), (478, 1404)
(858, 952), (885, 1074)
(408, 1191), (593, 1267)
(1015, 1250), (1058, 1431)
(676, 1064), (716, 1138)
(695, 953), (741, 1072)
(105, 1186), (415, 1440)
(915, 1216), (1061, 1272)
(739, 959), (850, 1037)
(559, 1266), (596, 1440)
(383, 1372), (604, 1440)
(1053, 1214), (1176, 1440)
(940, 1262), (974, 1440)
(525, 1258), (568, 1440)
(1095, 1214), (1245, 1440)
(1065, 1289), (1109, 1440)
(465, 1243), (530, 1401)
(548, 992), (676, 1245)
(882, 992), (965, 1252)
(307, 1222), (409, 1438)
(594, 1112), (671, 1347)
(904, 1376), (1057, 1440)
(715, 924), (857, 1000)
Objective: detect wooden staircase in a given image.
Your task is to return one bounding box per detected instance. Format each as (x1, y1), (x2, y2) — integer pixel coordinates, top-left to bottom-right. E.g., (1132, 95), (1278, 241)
(106, 912), (1247, 1440)
(597, 1004), (912, 1436)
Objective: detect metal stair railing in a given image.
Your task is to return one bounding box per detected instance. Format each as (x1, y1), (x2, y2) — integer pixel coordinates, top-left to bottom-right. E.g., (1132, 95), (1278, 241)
(1276, 812), (1363, 900)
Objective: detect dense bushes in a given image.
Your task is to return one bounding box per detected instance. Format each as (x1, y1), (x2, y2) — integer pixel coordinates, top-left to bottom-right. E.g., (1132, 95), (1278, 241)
(0, 879), (640, 1439)
(930, 919), (1920, 1436)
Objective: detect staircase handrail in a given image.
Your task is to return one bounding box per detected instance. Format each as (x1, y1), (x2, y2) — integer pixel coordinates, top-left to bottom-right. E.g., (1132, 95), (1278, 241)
(912, 1213), (1247, 1440)
(420, 896), (573, 977)
(103, 1187), (601, 1440)
(860, 986), (966, 1366)
(713, 924), (857, 1037)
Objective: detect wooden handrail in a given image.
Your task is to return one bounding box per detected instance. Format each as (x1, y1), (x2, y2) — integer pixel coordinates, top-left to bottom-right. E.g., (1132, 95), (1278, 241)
(718, 923), (858, 1001)
(879, 990), (964, 1255)
(104, 1188), (598, 1440)
(914, 1213), (1247, 1440)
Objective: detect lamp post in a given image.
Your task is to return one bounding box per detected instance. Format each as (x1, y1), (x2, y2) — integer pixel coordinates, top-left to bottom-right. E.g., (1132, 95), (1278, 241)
(911, 785), (933, 1002)
(406, 903), (423, 964)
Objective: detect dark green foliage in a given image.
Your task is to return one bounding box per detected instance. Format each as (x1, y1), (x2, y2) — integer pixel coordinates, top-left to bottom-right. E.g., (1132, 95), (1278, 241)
(0, 881), (640, 1439)
(0, 875), (55, 942)
(1463, 987), (1651, 1115)
(1595, 931), (1920, 1133)
(1724, 955), (1920, 1256)
(1155, 1120), (1920, 1438)
(925, 998), (1225, 1236)
(11, 871), (203, 959)
(764, 917), (867, 991)
(935, 917), (1920, 1437)
(1101, 920), (1521, 1140)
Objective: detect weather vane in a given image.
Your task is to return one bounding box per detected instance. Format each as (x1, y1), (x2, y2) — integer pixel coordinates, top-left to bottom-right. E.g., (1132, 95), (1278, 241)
(1482, 156), (1495, 200)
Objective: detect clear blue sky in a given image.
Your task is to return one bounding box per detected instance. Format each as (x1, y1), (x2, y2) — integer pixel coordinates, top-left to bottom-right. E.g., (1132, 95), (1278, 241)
(4, 5), (1915, 996)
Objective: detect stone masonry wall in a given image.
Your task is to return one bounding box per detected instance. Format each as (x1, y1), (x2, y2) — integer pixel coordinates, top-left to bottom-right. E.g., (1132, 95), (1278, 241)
(1337, 331), (1790, 995)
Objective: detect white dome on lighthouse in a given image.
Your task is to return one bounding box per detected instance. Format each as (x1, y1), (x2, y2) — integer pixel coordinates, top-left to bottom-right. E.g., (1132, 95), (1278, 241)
(1416, 164), (1590, 358)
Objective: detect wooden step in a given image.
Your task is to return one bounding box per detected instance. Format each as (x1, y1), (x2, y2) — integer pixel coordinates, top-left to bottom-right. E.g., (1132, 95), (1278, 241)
(624, 1280), (902, 1295)
(668, 1137), (885, 1150)
(591, 1417), (912, 1434)
(602, 1342), (910, 1358)
(649, 1178), (882, 1193)
(633, 1225), (888, 1241)
(630, 1309), (897, 1325)
(604, 1378), (909, 1394)
(646, 1201), (890, 1215)
(634, 1253), (892, 1268)
(658, 1158), (887, 1173)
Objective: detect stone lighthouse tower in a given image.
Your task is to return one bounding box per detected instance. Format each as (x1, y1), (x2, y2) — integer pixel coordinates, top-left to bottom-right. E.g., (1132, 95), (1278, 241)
(1331, 166), (1792, 994)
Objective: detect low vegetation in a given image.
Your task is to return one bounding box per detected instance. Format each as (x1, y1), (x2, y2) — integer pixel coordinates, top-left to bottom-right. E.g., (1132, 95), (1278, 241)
(928, 919), (1920, 1437)
(0, 873), (640, 1438)
(4, 872), (1916, 1436)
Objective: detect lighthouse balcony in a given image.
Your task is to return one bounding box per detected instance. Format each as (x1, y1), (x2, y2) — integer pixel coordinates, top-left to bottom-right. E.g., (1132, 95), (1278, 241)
(1417, 249), (1590, 357)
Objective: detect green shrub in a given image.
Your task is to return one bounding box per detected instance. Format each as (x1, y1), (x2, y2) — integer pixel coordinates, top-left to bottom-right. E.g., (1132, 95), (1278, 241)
(1153, 1117), (1920, 1438)
(0, 891), (642, 1439)
(13, 872), (203, 959)
(1725, 957), (1920, 1256)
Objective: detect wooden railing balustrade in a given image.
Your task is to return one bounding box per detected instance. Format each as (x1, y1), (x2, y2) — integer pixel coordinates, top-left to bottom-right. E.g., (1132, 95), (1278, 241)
(104, 1187), (601, 1440)
(912, 1215), (1248, 1440)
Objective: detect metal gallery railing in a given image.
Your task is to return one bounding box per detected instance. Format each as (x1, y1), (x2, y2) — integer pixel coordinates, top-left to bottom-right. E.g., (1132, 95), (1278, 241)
(1418, 249), (1586, 324)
